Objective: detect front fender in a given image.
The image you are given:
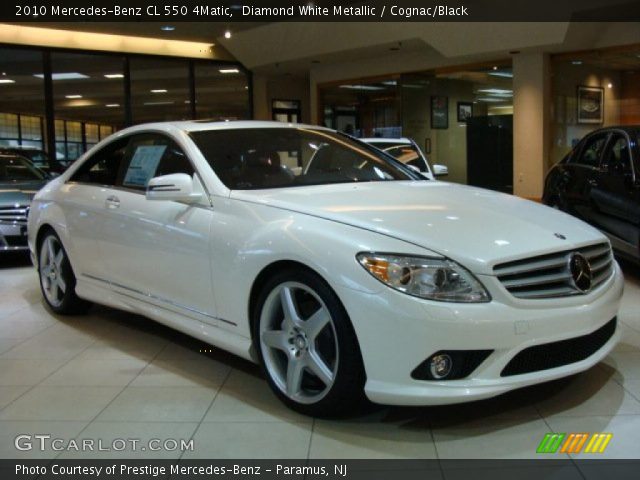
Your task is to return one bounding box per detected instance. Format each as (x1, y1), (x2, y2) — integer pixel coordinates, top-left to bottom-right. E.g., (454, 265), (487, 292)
(210, 199), (440, 337)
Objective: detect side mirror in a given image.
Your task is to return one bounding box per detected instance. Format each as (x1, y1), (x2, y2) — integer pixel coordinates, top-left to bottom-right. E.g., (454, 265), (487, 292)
(433, 164), (449, 177)
(146, 173), (202, 203)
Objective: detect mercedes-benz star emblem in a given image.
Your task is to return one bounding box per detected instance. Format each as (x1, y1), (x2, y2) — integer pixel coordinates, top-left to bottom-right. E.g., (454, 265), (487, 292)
(555, 233), (566, 240)
(568, 253), (592, 293)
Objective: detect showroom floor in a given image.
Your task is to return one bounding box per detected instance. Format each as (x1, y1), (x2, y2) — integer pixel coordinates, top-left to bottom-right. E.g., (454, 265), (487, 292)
(1, 255), (639, 461)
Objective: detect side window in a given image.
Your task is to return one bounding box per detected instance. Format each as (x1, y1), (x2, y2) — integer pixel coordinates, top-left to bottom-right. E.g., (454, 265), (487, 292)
(603, 134), (632, 176)
(118, 133), (194, 191)
(574, 134), (607, 168)
(69, 137), (129, 186)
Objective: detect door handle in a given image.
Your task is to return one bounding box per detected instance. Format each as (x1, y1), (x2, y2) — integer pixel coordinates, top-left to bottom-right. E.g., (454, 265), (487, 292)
(105, 195), (120, 209)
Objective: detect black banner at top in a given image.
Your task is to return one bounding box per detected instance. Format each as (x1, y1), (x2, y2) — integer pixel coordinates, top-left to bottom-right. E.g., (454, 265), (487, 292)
(3, 0), (640, 22)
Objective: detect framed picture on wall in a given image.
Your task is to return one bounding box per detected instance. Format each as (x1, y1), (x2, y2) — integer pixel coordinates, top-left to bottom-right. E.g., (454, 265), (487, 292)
(431, 96), (448, 129)
(457, 102), (473, 123)
(577, 86), (604, 124)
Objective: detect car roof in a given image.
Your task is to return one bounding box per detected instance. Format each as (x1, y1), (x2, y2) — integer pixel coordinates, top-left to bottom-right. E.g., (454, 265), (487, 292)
(113, 120), (334, 136)
(589, 125), (640, 135)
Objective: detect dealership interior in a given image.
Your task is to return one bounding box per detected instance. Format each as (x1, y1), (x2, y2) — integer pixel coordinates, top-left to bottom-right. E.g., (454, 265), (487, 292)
(1, 20), (640, 461)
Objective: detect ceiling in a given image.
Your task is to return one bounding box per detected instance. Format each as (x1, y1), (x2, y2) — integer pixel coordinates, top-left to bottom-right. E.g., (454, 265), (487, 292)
(12, 22), (266, 44)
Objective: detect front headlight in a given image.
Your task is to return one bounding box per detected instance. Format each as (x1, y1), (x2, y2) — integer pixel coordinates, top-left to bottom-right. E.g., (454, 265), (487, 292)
(356, 253), (490, 303)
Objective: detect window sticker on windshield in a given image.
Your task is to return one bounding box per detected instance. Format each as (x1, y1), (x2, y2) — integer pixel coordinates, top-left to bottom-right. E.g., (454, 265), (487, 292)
(123, 145), (166, 187)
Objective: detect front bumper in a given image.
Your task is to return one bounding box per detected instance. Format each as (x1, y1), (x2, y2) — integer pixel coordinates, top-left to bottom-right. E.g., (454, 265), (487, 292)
(337, 262), (624, 406)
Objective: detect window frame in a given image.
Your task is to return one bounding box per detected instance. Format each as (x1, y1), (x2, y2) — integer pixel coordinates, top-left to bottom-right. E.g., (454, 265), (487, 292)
(572, 131), (610, 169)
(601, 129), (637, 182)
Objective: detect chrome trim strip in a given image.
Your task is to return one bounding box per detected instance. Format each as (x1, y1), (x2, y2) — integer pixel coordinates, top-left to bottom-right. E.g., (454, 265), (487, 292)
(81, 273), (236, 326)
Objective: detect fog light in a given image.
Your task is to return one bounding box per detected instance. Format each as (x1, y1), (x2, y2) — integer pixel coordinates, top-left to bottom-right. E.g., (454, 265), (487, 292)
(429, 354), (453, 379)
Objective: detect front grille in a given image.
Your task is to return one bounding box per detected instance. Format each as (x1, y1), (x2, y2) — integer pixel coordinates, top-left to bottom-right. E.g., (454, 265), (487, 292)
(493, 242), (613, 299)
(0, 205), (29, 225)
(501, 318), (616, 377)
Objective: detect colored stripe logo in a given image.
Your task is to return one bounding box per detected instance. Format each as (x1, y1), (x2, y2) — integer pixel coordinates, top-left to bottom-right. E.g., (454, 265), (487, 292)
(537, 433), (613, 454)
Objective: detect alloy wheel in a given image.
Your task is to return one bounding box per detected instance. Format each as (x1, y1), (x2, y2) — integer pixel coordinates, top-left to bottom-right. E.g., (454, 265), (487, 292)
(39, 235), (67, 308)
(259, 281), (339, 404)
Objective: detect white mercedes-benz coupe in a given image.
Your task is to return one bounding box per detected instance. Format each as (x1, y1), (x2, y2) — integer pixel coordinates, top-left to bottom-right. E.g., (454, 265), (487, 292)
(28, 121), (623, 416)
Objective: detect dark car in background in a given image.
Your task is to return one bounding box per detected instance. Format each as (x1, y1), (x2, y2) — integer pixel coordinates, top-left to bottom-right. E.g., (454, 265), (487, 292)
(0, 154), (49, 252)
(543, 126), (640, 262)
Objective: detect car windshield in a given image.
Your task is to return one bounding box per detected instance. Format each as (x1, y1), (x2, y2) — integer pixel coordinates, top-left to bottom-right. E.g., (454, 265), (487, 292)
(366, 142), (428, 172)
(190, 127), (415, 189)
(0, 155), (47, 181)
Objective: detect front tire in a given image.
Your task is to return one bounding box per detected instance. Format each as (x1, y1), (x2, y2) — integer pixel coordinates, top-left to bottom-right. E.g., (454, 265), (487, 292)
(253, 268), (365, 417)
(38, 230), (90, 315)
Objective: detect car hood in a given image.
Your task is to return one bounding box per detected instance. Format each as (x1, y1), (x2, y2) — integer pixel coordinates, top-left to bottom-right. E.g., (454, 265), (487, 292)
(231, 181), (607, 275)
(0, 181), (45, 206)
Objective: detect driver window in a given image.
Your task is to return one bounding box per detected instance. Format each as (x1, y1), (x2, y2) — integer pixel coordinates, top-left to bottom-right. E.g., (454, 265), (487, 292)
(575, 134), (607, 168)
(117, 133), (195, 191)
(603, 134), (632, 176)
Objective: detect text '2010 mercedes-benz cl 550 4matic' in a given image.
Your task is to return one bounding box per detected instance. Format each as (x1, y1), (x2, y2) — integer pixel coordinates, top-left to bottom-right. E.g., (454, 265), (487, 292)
(27, 121), (623, 416)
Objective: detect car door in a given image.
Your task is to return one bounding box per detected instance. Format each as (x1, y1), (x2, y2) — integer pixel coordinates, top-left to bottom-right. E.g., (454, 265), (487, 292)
(589, 131), (640, 256)
(561, 131), (609, 224)
(99, 132), (222, 327)
(63, 136), (129, 280)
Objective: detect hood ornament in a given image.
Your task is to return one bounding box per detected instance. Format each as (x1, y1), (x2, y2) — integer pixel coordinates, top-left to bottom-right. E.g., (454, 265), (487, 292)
(555, 233), (567, 240)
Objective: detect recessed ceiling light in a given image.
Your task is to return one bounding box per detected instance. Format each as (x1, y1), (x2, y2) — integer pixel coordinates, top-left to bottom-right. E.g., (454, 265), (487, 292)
(34, 72), (89, 80)
(488, 71), (514, 78)
(607, 83), (613, 88)
(219, 68), (239, 74)
(477, 88), (513, 96)
(161, 25), (175, 32)
(339, 85), (385, 91)
(150, 89), (168, 93)
(65, 94), (83, 99)
(572, 60), (583, 65)
(224, 30), (232, 39)
(105, 104), (120, 107)
(104, 73), (124, 79)
(0, 79), (15, 84)
(492, 66), (498, 70)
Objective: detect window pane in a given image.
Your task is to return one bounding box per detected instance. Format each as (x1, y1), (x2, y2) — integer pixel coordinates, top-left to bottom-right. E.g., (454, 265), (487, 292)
(0, 48), (46, 153)
(131, 58), (190, 123)
(195, 64), (250, 121)
(85, 123), (99, 145)
(51, 52), (124, 164)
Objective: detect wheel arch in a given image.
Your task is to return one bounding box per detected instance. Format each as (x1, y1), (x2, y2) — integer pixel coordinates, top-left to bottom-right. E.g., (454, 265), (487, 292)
(35, 223), (57, 264)
(248, 260), (322, 332)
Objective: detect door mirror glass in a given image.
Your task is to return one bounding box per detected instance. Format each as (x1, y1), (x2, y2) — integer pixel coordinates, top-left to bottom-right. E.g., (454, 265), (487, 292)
(433, 164), (449, 177)
(146, 173), (202, 203)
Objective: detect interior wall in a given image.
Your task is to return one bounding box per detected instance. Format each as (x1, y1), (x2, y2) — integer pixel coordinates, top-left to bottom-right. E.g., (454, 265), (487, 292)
(402, 77), (486, 185)
(513, 52), (550, 200)
(252, 75), (311, 123)
(620, 72), (640, 124)
(550, 63), (622, 170)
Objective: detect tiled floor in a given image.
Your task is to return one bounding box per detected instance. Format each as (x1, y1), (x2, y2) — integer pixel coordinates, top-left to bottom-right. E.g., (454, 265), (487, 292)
(1, 254), (639, 460)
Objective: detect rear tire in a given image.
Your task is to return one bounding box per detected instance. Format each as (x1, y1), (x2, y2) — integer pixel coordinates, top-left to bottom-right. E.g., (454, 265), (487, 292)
(38, 230), (91, 315)
(252, 268), (365, 417)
